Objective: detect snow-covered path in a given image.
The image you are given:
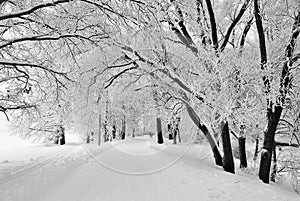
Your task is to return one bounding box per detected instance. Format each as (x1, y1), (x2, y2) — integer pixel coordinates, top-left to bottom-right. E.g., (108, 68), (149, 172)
(1, 137), (299, 201)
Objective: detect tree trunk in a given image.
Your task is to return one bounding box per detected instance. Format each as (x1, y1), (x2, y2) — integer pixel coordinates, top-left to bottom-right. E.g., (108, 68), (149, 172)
(121, 117), (126, 140)
(270, 143), (277, 182)
(253, 136), (259, 161)
(112, 125), (116, 139)
(173, 128), (177, 144)
(58, 126), (65, 145)
(86, 133), (90, 144)
(238, 137), (247, 168)
(132, 128), (135, 138)
(104, 121), (108, 142)
(98, 113), (101, 146)
(177, 117), (182, 143)
(255, 3), (299, 184)
(178, 128), (181, 143)
(221, 121), (235, 174)
(157, 118), (164, 144)
(258, 106), (282, 183)
(239, 123), (247, 168)
(185, 101), (222, 166)
(167, 123), (173, 140)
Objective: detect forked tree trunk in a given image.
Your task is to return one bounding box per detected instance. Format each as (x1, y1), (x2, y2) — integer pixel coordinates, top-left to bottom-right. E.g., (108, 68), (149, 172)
(239, 137), (247, 168)
(221, 121), (235, 174)
(157, 118), (164, 144)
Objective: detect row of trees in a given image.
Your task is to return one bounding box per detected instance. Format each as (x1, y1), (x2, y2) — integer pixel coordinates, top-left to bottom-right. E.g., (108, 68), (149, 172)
(0, 0), (299, 186)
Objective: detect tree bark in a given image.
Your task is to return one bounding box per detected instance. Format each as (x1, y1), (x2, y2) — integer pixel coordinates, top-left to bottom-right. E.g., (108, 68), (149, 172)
(258, 106), (282, 183)
(157, 118), (164, 144)
(239, 137), (247, 168)
(221, 121), (235, 173)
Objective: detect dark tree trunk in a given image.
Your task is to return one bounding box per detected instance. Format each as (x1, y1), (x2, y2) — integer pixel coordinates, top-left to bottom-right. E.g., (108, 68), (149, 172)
(167, 123), (173, 140)
(185, 101), (222, 166)
(98, 113), (101, 146)
(221, 121), (235, 174)
(104, 121), (108, 142)
(59, 126), (65, 145)
(173, 129), (177, 144)
(238, 137), (247, 168)
(112, 125), (116, 139)
(258, 11), (299, 183)
(177, 117), (181, 143)
(258, 106), (282, 183)
(253, 136), (259, 161)
(178, 128), (181, 143)
(254, 1), (300, 184)
(86, 134), (90, 144)
(157, 118), (164, 144)
(132, 128), (135, 138)
(121, 117), (126, 140)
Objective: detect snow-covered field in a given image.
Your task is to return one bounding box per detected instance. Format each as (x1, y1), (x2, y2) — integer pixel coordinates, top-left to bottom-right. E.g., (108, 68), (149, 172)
(1, 119), (299, 201)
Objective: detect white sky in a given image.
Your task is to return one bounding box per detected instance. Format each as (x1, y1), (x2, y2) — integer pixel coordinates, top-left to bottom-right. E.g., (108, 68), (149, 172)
(0, 114), (30, 148)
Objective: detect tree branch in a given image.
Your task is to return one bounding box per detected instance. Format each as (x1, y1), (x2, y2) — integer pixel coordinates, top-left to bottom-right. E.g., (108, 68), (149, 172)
(104, 66), (138, 89)
(239, 16), (254, 51)
(275, 141), (299, 147)
(254, 0), (269, 92)
(220, 0), (251, 52)
(0, 0), (72, 21)
(0, 34), (108, 49)
(205, 0), (218, 51)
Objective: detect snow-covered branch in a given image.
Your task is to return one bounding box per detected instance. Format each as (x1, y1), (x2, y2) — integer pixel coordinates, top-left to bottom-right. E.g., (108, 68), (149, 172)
(0, 0), (72, 21)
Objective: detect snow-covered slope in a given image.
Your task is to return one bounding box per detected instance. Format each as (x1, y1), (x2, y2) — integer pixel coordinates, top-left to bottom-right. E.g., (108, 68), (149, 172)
(0, 136), (299, 201)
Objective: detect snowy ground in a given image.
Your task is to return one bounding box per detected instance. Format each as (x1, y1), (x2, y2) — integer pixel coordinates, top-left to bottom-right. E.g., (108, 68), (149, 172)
(0, 127), (300, 201)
